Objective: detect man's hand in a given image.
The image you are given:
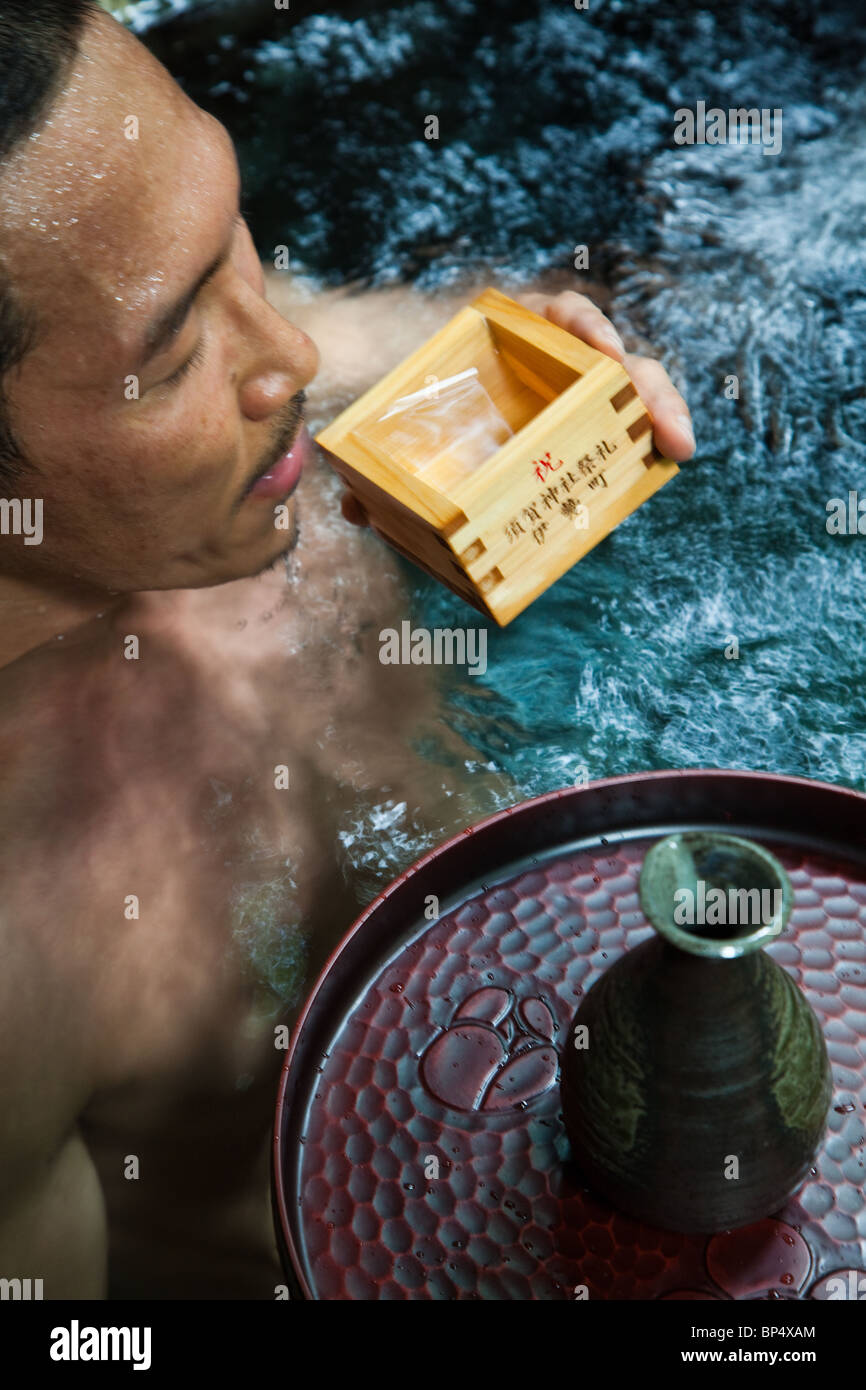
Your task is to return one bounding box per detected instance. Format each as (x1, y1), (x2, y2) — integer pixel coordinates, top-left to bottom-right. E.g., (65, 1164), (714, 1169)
(337, 288), (694, 527)
(519, 290), (695, 463)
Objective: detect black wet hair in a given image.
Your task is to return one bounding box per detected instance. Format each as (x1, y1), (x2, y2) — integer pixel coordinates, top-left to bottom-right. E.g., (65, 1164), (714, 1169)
(0, 0), (101, 489)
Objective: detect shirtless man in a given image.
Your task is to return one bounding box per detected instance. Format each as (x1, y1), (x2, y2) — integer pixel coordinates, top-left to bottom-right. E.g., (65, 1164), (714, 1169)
(0, 2), (694, 1299)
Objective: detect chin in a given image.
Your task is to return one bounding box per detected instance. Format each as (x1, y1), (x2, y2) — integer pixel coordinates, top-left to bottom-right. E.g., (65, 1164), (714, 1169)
(163, 501), (301, 590)
(245, 502), (300, 577)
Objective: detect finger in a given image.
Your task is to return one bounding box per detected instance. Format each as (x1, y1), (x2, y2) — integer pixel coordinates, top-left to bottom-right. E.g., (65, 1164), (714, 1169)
(624, 353), (695, 461)
(520, 290), (626, 363)
(519, 292), (553, 315)
(341, 491), (369, 527)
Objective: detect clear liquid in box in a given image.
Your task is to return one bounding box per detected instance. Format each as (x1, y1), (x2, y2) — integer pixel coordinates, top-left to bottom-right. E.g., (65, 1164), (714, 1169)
(355, 367), (513, 493)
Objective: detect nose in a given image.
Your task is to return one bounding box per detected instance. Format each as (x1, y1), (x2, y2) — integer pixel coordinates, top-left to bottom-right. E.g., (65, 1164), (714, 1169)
(234, 294), (320, 423)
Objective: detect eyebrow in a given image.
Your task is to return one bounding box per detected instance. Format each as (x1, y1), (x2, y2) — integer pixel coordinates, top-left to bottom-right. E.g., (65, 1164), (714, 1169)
(135, 211), (245, 371)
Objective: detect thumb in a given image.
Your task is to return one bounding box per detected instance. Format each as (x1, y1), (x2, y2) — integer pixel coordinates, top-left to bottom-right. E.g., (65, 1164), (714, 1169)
(341, 491), (369, 527)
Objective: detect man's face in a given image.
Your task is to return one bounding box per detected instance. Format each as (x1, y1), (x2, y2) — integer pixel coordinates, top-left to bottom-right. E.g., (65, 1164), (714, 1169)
(0, 8), (319, 593)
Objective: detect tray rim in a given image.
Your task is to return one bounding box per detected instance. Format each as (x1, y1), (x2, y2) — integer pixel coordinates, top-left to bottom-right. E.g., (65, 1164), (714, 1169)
(273, 766), (866, 1301)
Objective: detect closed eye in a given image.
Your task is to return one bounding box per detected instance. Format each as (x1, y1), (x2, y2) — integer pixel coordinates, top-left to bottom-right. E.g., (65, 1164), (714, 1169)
(162, 341), (207, 389)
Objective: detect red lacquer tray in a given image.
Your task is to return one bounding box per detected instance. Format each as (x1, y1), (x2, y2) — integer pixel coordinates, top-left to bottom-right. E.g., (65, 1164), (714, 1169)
(273, 770), (866, 1300)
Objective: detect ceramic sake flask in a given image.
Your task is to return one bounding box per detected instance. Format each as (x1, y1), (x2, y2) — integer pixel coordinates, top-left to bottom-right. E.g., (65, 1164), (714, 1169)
(560, 831), (832, 1233)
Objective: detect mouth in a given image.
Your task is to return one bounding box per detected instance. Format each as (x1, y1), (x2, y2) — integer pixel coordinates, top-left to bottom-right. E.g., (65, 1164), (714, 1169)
(245, 416), (310, 503)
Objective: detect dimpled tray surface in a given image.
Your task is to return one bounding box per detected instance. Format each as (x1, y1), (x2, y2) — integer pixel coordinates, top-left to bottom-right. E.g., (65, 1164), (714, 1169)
(273, 770), (866, 1300)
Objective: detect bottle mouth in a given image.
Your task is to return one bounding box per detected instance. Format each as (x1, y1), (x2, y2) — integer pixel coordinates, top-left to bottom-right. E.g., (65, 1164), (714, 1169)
(638, 831), (793, 959)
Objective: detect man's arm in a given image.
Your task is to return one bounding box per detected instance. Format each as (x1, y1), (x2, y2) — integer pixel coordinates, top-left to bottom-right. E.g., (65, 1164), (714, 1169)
(0, 1124), (108, 1299)
(0, 752), (108, 1298)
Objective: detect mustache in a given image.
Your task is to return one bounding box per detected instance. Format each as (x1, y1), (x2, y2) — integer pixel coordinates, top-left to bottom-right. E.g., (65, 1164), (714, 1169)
(243, 389), (307, 496)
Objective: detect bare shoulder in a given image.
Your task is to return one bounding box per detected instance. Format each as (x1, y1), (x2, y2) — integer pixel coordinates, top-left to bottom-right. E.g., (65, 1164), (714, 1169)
(0, 636), (108, 1098)
(0, 619), (124, 855)
(0, 644), (112, 1296)
(0, 620), (138, 1071)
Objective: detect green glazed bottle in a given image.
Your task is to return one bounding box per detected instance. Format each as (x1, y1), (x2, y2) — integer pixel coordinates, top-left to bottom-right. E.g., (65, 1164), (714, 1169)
(560, 831), (832, 1233)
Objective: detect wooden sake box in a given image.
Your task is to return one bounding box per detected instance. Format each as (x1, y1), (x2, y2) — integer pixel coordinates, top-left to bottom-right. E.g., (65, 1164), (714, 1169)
(316, 287), (679, 626)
